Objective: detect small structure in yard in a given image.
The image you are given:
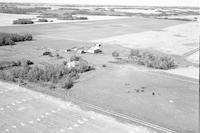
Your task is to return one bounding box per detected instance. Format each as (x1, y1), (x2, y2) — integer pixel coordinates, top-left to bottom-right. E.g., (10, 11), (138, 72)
(41, 47), (61, 57)
(42, 51), (62, 58)
(71, 47), (78, 51)
(77, 49), (86, 54)
(67, 61), (79, 68)
(43, 51), (53, 57)
(86, 43), (102, 54)
(46, 48), (56, 52)
(64, 49), (71, 52)
(64, 43), (102, 54)
(95, 43), (102, 47)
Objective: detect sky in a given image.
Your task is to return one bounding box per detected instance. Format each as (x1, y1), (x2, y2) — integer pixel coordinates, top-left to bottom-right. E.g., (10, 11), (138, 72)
(0, 0), (199, 7)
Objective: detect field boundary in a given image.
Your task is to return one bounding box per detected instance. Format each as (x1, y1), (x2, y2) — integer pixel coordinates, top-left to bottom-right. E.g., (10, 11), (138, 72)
(147, 71), (199, 84)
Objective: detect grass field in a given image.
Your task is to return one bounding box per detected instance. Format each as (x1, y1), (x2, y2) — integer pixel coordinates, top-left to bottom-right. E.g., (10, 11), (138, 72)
(93, 22), (199, 55)
(71, 64), (198, 133)
(0, 17), (186, 41)
(0, 16), (199, 133)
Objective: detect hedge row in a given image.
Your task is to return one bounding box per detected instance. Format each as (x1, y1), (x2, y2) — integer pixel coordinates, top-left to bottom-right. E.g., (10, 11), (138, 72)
(0, 59), (33, 70)
(0, 32), (33, 46)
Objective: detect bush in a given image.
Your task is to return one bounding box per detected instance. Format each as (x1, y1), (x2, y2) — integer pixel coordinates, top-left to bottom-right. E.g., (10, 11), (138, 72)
(0, 71), (15, 81)
(13, 19), (34, 24)
(70, 55), (81, 62)
(60, 14), (74, 20)
(102, 64), (107, 67)
(43, 51), (53, 57)
(38, 18), (48, 22)
(20, 59), (34, 67)
(3, 37), (15, 46)
(70, 16), (88, 20)
(112, 51), (119, 58)
(130, 49), (140, 57)
(62, 77), (73, 89)
(40, 65), (54, 82)
(55, 53), (63, 59)
(78, 59), (95, 73)
(68, 70), (79, 79)
(0, 61), (18, 70)
(10, 66), (30, 80)
(63, 61), (68, 65)
(23, 34), (33, 41)
(49, 84), (56, 89)
(0, 36), (16, 46)
(78, 17), (88, 20)
(27, 66), (44, 82)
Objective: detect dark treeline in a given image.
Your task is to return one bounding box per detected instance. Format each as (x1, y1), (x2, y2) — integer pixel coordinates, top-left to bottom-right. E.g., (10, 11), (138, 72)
(13, 19), (34, 24)
(0, 56), (94, 89)
(37, 13), (88, 20)
(0, 6), (51, 14)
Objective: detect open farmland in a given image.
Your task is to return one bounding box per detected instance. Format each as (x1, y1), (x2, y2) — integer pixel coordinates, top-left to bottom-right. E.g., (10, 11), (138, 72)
(0, 17), (186, 40)
(0, 5), (199, 133)
(92, 21), (199, 79)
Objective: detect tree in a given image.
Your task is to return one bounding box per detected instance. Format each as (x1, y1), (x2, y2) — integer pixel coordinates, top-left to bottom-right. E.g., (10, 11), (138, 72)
(112, 51), (119, 58)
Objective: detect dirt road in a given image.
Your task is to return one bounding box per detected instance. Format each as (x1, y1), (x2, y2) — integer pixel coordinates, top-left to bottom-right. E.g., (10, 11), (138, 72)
(0, 81), (155, 133)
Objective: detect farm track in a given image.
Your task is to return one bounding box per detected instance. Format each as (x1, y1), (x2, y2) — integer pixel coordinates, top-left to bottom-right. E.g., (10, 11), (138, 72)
(182, 47), (199, 57)
(69, 96), (178, 133)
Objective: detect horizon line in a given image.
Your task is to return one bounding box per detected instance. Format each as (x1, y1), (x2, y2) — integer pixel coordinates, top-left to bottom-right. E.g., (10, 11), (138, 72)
(0, 2), (199, 8)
